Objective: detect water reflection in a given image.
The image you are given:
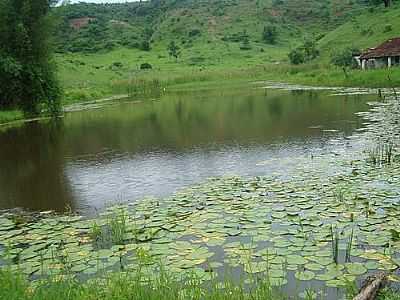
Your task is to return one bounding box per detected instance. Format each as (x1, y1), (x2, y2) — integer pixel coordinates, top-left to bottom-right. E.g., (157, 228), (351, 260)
(0, 87), (371, 214)
(0, 121), (75, 211)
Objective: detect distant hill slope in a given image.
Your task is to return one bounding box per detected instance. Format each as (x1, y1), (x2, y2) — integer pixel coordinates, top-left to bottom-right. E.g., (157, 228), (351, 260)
(318, 5), (400, 60)
(53, 0), (370, 55)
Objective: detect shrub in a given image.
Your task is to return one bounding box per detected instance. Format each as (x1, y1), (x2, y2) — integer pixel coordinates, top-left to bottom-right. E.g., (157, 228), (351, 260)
(188, 29), (201, 37)
(139, 41), (151, 51)
(384, 23), (393, 32)
(262, 25), (278, 44)
(288, 48), (305, 65)
(140, 63), (153, 70)
(288, 39), (319, 65)
(331, 47), (360, 69)
(112, 62), (123, 68)
(240, 37), (252, 50)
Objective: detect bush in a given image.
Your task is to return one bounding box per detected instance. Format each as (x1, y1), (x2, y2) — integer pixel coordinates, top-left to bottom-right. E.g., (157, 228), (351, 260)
(140, 63), (153, 70)
(113, 62), (123, 68)
(139, 41), (151, 51)
(331, 47), (360, 69)
(262, 25), (278, 44)
(288, 48), (305, 65)
(288, 39), (319, 65)
(188, 29), (201, 38)
(384, 23), (393, 32)
(240, 37), (252, 50)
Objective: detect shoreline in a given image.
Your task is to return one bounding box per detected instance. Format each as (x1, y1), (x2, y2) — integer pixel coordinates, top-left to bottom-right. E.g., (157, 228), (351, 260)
(0, 75), (392, 129)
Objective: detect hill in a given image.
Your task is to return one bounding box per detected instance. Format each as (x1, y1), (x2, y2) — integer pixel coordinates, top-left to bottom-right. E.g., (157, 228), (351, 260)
(53, 0), (370, 54)
(319, 5), (400, 59)
(50, 0), (400, 104)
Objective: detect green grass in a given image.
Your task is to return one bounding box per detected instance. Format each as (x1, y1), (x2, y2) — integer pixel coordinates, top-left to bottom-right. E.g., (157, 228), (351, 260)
(0, 267), (287, 300)
(319, 4), (400, 61)
(378, 289), (400, 300)
(0, 110), (24, 125)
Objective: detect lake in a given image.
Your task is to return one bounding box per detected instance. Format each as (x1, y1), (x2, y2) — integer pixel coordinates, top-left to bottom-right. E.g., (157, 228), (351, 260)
(0, 85), (373, 214)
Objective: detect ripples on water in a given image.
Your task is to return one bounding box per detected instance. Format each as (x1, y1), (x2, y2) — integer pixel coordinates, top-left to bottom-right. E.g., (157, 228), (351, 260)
(0, 87), (375, 214)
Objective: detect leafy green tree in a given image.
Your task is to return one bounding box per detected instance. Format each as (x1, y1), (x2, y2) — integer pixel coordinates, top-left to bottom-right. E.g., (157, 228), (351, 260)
(0, 0), (61, 116)
(303, 39), (319, 61)
(288, 39), (319, 65)
(331, 47), (359, 69)
(140, 40), (151, 51)
(262, 25), (278, 44)
(369, 0), (392, 7)
(288, 48), (305, 65)
(167, 41), (181, 61)
(331, 47), (360, 77)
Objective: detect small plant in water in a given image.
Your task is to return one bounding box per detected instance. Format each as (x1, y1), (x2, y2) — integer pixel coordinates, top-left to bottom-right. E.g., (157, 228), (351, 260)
(334, 187), (346, 203)
(89, 221), (103, 245)
(345, 228), (354, 263)
(109, 208), (128, 245)
(330, 225), (339, 265)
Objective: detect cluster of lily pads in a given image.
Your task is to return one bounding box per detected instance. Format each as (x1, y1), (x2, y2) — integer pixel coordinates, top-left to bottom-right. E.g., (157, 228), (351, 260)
(1, 95), (400, 297)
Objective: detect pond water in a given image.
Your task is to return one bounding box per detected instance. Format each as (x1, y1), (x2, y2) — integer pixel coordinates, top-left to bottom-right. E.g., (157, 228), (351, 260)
(0, 86), (374, 214)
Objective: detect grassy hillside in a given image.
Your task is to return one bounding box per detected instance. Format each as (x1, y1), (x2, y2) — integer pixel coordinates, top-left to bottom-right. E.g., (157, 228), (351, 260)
(55, 0), (380, 102)
(319, 4), (400, 60)
(54, 0), (369, 54)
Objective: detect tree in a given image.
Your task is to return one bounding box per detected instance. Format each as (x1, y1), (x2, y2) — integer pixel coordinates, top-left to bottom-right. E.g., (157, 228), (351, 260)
(303, 39), (319, 61)
(331, 47), (359, 69)
(140, 40), (151, 51)
(331, 47), (360, 77)
(167, 41), (181, 61)
(262, 25), (278, 44)
(0, 0), (61, 116)
(288, 48), (305, 65)
(368, 0), (393, 7)
(288, 39), (319, 65)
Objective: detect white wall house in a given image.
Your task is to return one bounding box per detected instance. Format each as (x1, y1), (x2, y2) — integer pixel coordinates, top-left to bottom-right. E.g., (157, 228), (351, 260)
(360, 38), (400, 70)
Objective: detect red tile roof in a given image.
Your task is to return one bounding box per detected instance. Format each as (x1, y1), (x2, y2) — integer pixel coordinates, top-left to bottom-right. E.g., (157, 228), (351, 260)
(360, 38), (400, 59)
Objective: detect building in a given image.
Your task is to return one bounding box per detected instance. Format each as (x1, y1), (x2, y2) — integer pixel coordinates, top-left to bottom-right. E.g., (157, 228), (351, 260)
(359, 38), (400, 69)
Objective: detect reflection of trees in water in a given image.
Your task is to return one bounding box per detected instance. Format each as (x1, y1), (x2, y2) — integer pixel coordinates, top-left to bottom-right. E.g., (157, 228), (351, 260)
(0, 120), (75, 212)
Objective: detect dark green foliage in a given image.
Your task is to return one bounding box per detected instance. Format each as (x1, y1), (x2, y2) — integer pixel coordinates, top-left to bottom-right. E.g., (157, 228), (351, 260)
(288, 48), (305, 64)
(384, 23), (393, 32)
(140, 63), (152, 70)
(262, 25), (278, 44)
(222, 31), (249, 43)
(188, 29), (201, 38)
(331, 47), (360, 69)
(240, 36), (252, 50)
(368, 0), (392, 7)
(167, 41), (181, 61)
(288, 39), (319, 65)
(0, 0), (61, 115)
(139, 40), (151, 51)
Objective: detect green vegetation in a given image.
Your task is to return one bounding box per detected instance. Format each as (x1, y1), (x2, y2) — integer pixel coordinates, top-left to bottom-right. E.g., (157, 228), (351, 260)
(0, 0), (61, 116)
(2, 0), (400, 123)
(0, 267), (287, 300)
(0, 110), (24, 125)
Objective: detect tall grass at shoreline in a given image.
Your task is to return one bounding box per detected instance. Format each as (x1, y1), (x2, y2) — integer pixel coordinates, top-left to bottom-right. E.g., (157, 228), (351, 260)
(108, 64), (400, 101)
(0, 267), (288, 300)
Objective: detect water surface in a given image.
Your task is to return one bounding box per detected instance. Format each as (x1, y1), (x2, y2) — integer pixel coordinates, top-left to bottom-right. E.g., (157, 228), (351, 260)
(0, 86), (373, 214)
